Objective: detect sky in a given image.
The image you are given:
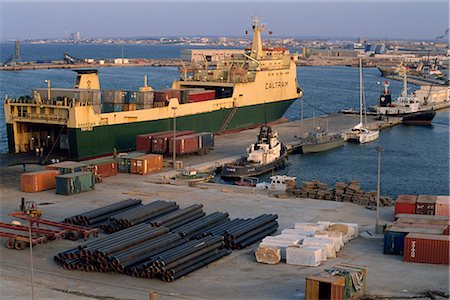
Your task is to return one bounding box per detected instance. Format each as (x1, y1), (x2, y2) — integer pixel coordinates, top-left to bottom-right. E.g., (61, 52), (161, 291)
(0, 1), (448, 40)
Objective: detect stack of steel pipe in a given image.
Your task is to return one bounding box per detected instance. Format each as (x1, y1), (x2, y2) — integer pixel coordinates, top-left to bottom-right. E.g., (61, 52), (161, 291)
(152, 235), (230, 281)
(224, 214), (278, 249)
(171, 212), (230, 240)
(64, 199), (142, 227)
(108, 200), (179, 232)
(199, 218), (249, 238)
(148, 204), (205, 230)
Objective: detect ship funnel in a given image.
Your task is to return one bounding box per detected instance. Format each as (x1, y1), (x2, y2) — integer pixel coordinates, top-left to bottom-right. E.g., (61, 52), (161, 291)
(139, 74), (154, 92)
(250, 16), (266, 59)
(74, 69), (100, 89)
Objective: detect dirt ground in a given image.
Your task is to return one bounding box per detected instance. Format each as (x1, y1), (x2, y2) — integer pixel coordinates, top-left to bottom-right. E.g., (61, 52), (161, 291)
(0, 162), (448, 300)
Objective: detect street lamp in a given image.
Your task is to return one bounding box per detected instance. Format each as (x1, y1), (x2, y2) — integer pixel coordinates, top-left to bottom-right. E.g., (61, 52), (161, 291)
(44, 79), (51, 101)
(171, 106), (177, 172)
(375, 146), (384, 234)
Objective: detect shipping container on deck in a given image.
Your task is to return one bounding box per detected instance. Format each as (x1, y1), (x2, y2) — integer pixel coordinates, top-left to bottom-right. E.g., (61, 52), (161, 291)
(404, 233), (449, 265)
(84, 157), (118, 178)
(168, 133), (200, 155)
(46, 161), (88, 175)
(394, 195), (417, 216)
(117, 152), (145, 173)
(154, 91), (167, 103)
(137, 91), (154, 109)
(152, 131), (194, 154)
(188, 90), (216, 102)
(129, 154), (163, 175)
(20, 170), (60, 193)
(56, 171), (95, 195)
(135, 131), (173, 153)
(416, 195), (437, 215)
(124, 91), (137, 104)
(103, 90), (124, 104)
(102, 103), (123, 113)
(435, 196), (450, 218)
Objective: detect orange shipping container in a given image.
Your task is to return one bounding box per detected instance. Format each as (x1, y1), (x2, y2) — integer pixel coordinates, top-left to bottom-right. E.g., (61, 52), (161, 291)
(130, 154), (163, 175)
(403, 233), (449, 265)
(21, 170), (60, 193)
(435, 196), (450, 218)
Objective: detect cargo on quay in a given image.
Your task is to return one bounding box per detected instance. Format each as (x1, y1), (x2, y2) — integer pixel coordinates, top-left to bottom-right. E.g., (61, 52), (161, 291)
(3, 17), (302, 160)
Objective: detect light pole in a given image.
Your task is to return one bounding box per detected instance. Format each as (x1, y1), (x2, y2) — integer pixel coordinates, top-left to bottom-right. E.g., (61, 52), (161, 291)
(44, 79), (51, 101)
(376, 146), (384, 234)
(171, 107), (177, 172)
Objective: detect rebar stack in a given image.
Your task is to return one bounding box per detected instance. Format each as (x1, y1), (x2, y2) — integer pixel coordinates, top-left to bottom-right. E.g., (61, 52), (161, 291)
(171, 212), (230, 240)
(64, 199), (143, 227)
(224, 214), (279, 249)
(107, 200), (179, 232)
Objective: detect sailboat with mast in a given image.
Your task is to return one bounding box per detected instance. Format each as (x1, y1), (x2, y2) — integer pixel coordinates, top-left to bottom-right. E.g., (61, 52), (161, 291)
(344, 58), (379, 144)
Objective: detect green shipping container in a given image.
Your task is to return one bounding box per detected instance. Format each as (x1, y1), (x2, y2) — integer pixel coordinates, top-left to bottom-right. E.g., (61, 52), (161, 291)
(56, 171), (95, 195)
(117, 152), (145, 173)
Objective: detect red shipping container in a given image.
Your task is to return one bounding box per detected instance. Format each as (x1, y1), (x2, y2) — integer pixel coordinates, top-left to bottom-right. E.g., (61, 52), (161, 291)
(136, 131), (173, 152)
(395, 195), (417, 216)
(92, 161), (118, 177)
(435, 196), (450, 218)
(188, 90), (216, 102)
(21, 170), (60, 192)
(154, 91), (167, 102)
(416, 195), (437, 215)
(403, 233), (449, 265)
(152, 131), (194, 154)
(169, 133), (200, 155)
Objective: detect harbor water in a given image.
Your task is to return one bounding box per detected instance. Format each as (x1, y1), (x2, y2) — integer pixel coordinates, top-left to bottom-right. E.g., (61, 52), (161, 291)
(0, 43), (448, 198)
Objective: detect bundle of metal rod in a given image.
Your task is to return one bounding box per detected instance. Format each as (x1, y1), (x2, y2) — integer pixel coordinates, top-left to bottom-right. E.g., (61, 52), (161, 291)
(149, 204), (205, 229)
(171, 212), (230, 240)
(64, 199), (143, 226)
(108, 200), (179, 232)
(224, 214), (279, 249)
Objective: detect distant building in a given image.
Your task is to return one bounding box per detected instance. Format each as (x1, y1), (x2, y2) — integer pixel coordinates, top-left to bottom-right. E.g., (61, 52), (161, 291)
(313, 49), (358, 58)
(181, 49), (245, 62)
(70, 32), (81, 41)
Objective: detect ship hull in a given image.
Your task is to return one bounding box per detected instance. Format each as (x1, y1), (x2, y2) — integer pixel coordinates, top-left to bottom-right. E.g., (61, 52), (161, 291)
(402, 111), (436, 126)
(65, 98), (296, 159)
(220, 153), (288, 180)
(301, 138), (345, 154)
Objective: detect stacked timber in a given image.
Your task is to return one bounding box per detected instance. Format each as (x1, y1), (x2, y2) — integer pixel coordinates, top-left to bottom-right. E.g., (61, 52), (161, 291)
(64, 199), (142, 227)
(287, 180), (393, 207)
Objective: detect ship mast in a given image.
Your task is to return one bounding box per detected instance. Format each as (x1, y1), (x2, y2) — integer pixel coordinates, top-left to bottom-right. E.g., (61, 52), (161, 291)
(402, 67), (408, 97)
(250, 16), (266, 59)
(359, 57), (363, 125)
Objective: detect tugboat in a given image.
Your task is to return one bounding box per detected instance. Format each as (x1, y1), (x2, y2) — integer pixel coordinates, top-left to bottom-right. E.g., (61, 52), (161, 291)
(220, 126), (288, 179)
(374, 73), (436, 126)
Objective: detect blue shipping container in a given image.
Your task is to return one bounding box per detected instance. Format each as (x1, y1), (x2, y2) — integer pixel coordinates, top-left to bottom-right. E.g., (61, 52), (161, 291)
(384, 230), (408, 255)
(56, 171), (95, 195)
(117, 151), (146, 173)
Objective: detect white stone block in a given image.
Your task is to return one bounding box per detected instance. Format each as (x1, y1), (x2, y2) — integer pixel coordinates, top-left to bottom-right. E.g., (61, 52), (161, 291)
(281, 228), (316, 237)
(286, 245), (322, 267)
(314, 231), (342, 251)
(255, 245), (281, 264)
(302, 237), (336, 259)
(317, 221), (331, 230)
(331, 222), (359, 239)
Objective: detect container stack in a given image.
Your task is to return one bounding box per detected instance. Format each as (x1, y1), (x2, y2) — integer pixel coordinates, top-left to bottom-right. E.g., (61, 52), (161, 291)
(103, 90), (124, 113)
(20, 170), (60, 193)
(151, 131), (194, 154)
(117, 152), (145, 173)
(168, 132), (215, 155)
(255, 221), (358, 266)
(384, 211), (449, 260)
(46, 161), (88, 175)
(135, 131), (172, 153)
(394, 194), (450, 218)
(136, 91), (154, 110)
